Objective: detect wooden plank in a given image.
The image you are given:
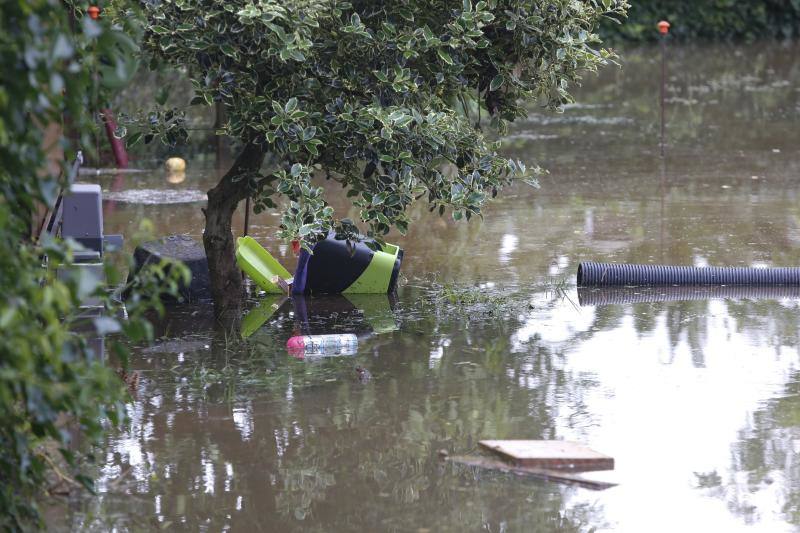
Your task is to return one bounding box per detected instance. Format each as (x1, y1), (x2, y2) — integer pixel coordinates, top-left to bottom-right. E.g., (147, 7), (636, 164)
(447, 455), (617, 491)
(479, 440), (614, 471)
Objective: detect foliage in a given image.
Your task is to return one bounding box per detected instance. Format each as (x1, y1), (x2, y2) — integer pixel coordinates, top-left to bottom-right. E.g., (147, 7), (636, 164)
(0, 1), (187, 529)
(601, 0), (800, 42)
(138, 0), (627, 247)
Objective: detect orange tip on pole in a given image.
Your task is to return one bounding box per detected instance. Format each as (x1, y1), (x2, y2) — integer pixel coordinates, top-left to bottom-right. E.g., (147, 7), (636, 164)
(88, 6), (101, 19)
(657, 20), (670, 35)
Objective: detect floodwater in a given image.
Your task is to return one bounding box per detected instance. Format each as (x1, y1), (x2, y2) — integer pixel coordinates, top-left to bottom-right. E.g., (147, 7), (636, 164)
(60, 41), (800, 531)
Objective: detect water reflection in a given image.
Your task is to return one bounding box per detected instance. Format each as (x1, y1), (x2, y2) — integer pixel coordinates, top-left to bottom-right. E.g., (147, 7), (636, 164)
(242, 294), (397, 340)
(519, 287), (800, 531)
(60, 282), (800, 531)
(166, 169), (186, 184)
(578, 285), (800, 305)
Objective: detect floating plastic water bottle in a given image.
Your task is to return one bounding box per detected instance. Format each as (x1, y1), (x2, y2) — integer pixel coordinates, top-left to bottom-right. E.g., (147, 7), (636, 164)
(287, 333), (359, 358)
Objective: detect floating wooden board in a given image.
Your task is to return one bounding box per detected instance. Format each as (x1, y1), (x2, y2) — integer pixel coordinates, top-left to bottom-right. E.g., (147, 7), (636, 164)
(447, 455), (617, 491)
(479, 440), (614, 472)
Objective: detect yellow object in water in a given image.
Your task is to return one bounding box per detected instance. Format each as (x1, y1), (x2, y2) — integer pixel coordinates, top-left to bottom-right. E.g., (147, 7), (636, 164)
(165, 157), (186, 172)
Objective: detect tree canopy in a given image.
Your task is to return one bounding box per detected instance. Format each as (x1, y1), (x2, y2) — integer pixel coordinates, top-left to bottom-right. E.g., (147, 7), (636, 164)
(141, 0), (627, 248)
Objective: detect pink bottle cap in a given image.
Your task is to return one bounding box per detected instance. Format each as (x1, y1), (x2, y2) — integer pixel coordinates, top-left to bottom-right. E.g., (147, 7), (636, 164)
(287, 336), (306, 359)
(287, 336), (305, 350)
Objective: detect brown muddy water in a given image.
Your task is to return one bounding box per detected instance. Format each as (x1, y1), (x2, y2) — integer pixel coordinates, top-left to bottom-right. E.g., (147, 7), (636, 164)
(59, 41), (800, 531)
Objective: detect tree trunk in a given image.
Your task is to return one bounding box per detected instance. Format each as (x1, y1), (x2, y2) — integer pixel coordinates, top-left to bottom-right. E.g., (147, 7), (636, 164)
(203, 142), (265, 320)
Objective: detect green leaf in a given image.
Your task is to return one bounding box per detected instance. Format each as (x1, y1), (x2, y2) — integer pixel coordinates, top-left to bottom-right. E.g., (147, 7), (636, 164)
(126, 132), (143, 146)
(395, 115), (413, 128)
(398, 8), (414, 21)
(489, 74), (504, 91)
(302, 126), (316, 141)
(285, 97), (298, 113)
(221, 44), (237, 57)
(437, 49), (454, 65)
(155, 86), (170, 106)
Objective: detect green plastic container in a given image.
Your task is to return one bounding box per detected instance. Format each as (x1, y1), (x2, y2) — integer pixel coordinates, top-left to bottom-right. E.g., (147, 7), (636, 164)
(235, 236), (292, 294)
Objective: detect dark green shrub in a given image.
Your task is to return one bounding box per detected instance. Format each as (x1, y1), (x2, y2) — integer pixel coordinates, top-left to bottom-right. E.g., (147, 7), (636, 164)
(0, 1), (187, 529)
(602, 0), (800, 42)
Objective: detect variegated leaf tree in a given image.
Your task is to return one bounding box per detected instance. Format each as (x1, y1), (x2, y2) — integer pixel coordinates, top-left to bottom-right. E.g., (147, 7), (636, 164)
(139, 0), (628, 314)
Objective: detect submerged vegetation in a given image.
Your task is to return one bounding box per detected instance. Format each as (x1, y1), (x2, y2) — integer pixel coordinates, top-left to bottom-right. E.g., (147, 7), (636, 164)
(419, 275), (573, 317)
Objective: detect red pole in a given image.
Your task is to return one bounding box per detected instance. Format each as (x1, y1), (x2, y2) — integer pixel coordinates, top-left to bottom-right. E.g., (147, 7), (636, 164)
(90, 6), (128, 169)
(101, 108), (129, 169)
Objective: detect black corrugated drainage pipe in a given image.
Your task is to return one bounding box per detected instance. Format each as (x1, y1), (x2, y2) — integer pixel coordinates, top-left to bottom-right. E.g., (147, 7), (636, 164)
(577, 262), (800, 287)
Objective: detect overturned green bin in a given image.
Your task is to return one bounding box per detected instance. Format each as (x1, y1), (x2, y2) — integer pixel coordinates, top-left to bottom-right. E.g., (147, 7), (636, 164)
(236, 232), (402, 295)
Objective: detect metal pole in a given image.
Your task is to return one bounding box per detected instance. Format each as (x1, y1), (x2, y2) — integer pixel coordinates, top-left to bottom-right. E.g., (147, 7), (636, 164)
(660, 37), (666, 157)
(243, 196), (251, 236)
(659, 155), (666, 262)
(658, 21), (670, 157)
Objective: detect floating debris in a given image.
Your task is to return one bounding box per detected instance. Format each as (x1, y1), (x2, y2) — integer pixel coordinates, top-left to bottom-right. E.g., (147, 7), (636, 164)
(501, 131), (560, 142)
(165, 157), (186, 172)
(287, 333), (359, 358)
(521, 114), (634, 126)
(104, 188), (207, 204)
(354, 366), (372, 383)
(479, 440), (614, 471)
(79, 167), (147, 175)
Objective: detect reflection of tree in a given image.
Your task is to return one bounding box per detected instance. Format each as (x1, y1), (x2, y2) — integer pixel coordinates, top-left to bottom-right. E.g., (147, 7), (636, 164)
(725, 299), (800, 349)
(64, 289), (609, 531)
(259, 303), (606, 531)
(555, 295), (800, 369)
(65, 284), (800, 531)
(662, 301), (709, 367)
(728, 369), (800, 527)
